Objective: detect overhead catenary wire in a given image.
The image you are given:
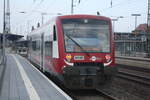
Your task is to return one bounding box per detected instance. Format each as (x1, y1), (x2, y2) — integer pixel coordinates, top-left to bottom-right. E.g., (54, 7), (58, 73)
(71, 0), (82, 14)
(30, 0), (45, 13)
(13, 0), (45, 28)
(9, 0), (148, 35)
(43, 0), (56, 12)
(102, 0), (139, 13)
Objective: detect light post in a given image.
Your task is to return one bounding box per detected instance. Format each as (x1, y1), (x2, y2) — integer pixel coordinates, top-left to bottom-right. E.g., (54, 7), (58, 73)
(2, 0), (6, 64)
(112, 16), (124, 56)
(131, 14), (141, 30)
(19, 11), (62, 32)
(111, 16), (124, 33)
(40, 12), (62, 25)
(19, 11), (62, 33)
(131, 14), (141, 56)
(31, 11), (62, 25)
(71, 0), (74, 14)
(19, 11), (29, 34)
(41, 12), (47, 25)
(112, 19), (118, 33)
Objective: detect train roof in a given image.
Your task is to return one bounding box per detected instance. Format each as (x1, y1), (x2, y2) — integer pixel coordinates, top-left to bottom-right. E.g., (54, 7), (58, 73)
(29, 14), (111, 34)
(57, 14), (111, 21)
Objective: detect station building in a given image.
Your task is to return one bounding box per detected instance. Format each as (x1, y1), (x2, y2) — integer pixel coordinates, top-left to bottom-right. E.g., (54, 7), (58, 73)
(114, 24), (150, 57)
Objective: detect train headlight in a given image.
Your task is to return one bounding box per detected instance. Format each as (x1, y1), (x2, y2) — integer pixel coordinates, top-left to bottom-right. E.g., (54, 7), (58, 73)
(66, 54), (72, 62)
(105, 55), (111, 62)
(64, 54), (74, 66)
(104, 55), (112, 67)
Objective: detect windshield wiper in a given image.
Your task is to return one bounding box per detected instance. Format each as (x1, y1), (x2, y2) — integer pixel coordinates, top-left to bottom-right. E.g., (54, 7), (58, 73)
(65, 34), (90, 57)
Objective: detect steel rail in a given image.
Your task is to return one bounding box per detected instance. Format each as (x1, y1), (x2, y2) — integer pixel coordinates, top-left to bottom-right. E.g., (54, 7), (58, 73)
(96, 89), (118, 100)
(117, 71), (150, 86)
(116, 57), (150, 62)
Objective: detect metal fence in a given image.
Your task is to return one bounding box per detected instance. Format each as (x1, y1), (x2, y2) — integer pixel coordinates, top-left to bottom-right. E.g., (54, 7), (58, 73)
(0, 40), (2, 64)
(115, 33), (150, 58)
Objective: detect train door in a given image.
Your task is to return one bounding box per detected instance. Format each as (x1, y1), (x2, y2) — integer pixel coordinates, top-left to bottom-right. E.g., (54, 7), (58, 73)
(41, 33), (45, 72)
(52, 25), (59, 58)
(28, 37), (32, 60)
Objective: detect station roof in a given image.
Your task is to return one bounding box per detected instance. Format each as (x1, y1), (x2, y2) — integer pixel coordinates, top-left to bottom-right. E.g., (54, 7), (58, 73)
(0, 33), (24, 41)
(135, 24), (147, 32)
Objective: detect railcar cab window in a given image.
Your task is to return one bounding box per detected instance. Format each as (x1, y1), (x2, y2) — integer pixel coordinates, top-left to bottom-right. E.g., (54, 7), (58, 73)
(62, 19), (110, 53)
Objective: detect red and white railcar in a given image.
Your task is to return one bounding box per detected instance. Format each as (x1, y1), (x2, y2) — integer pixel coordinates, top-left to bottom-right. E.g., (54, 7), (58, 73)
(28, 15), (117, 89)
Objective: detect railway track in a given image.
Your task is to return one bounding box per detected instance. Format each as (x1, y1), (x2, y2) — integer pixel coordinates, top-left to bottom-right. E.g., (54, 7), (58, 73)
(30, 56), (150, 100)
(29, 59), (116, 100)
(116, 56), (150, 86)
(117, 66), (150, 86)
(116, 56), (150, 62)
(67, 89), (117, 100)
(96, 89), (118, 100)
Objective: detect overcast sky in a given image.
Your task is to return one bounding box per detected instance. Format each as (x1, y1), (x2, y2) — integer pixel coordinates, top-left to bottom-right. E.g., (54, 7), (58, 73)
(0, 0), (148, 36)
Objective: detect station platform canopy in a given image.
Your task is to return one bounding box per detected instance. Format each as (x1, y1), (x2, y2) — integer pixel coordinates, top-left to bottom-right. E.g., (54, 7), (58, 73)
(0, 33), (23, 41)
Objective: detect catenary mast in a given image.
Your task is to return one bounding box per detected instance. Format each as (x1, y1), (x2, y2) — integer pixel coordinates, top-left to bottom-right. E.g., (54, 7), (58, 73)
(5, 0), (11, 34)
(147, 0), (150, 32)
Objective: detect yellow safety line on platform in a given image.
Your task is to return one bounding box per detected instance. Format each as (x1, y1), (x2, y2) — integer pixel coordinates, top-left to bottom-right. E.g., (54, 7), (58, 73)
(12, 55), (40, 100)
(18, 54), (73, 100)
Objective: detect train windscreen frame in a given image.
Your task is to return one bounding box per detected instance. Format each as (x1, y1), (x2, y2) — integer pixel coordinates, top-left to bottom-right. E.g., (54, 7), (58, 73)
(62, 18), (111, 53)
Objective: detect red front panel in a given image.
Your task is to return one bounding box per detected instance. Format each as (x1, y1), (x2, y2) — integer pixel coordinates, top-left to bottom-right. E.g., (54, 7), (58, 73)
(53, 15), (115, 74)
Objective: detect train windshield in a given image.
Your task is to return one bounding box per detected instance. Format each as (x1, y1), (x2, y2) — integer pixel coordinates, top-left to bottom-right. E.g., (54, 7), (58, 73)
(62, 18), (110, 53)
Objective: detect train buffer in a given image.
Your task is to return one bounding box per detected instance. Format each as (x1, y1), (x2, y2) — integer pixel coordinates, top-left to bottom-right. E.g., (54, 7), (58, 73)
(0, 54), (72, 100)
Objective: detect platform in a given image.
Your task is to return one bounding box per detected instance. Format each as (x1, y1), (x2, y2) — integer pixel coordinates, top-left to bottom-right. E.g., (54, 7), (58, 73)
(0, 54), (72, 100)
(116, 56), (150, 69)
(116, 56), (150, 62)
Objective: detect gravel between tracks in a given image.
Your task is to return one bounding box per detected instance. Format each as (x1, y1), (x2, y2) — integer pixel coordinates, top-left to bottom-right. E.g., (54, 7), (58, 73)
(98, 77), (150, 100)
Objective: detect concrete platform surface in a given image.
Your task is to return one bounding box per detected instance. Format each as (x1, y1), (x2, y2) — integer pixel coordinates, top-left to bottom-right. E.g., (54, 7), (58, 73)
(0, 54), (72, 100)
(116, 56), (150, 69)
(116, 56), (150, 61)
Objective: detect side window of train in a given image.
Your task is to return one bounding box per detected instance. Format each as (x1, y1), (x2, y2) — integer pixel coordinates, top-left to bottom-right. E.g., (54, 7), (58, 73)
(53, 25), (57, 41)
(30, 37), (32, 48)
(32, 41), (36, 51)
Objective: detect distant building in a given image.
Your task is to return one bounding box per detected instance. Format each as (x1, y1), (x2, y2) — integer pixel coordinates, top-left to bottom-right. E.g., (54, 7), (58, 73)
(0, 33), (24, 52)
(114, 32), (150, 57)
(132, 24), (148, 34)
